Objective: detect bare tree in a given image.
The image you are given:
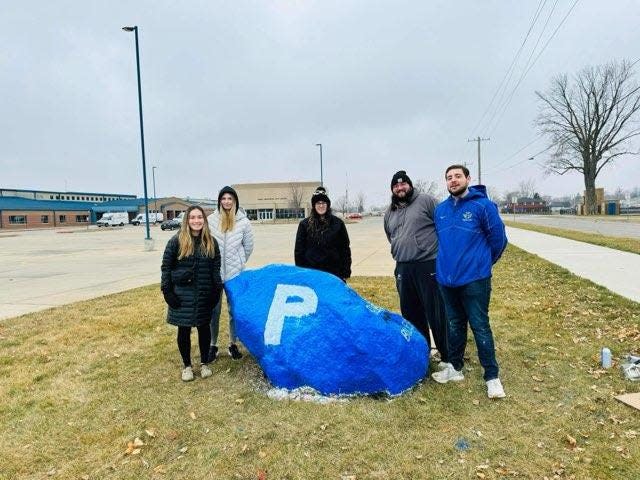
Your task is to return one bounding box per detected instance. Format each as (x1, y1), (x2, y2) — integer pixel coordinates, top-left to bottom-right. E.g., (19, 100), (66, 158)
(288, 183), (304, 209)
(536, 60), (640, 214)
(486, 186), (503, 203)
(413, 178), (441, 198)
(355, 192), (366, 213)
(517, 178), (537, 198)
(333, 195), (348, 216)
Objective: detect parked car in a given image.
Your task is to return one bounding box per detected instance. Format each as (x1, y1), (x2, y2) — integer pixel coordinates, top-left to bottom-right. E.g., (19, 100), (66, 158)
(161, 218), (181, 231)
(131, 212), (164, 225)
(97, 212), (129, 227)
(346, 212), (363, 220)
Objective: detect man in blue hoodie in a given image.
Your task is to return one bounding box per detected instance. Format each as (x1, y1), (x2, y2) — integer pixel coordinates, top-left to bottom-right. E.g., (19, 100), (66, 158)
(431, 165), (508, 399)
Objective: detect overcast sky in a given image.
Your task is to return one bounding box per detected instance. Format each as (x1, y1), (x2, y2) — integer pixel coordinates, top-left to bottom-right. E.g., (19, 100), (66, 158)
(3, 1), (640, 207)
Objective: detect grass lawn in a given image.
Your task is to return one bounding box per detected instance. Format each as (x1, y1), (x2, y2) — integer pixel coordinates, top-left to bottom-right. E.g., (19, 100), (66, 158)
(503, 220), (640, 256)
(1, 246), (639, 479)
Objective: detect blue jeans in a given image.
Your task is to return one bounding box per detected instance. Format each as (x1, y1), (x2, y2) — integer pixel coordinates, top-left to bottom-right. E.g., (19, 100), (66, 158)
(439, 278), (499, 381)
(210, 291), (237, 346)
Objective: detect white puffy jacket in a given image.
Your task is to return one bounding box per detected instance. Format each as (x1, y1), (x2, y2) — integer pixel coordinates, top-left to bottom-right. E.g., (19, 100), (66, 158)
(208, 208), (254, 282)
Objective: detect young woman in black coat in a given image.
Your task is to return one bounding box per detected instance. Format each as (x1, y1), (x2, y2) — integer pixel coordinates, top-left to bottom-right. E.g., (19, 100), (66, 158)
(294, 187), (352, 281)
(161, 206), (222, 381)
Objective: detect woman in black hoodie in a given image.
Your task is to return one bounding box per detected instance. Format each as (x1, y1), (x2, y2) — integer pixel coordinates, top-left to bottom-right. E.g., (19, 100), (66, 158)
(294, 187), (352, 281)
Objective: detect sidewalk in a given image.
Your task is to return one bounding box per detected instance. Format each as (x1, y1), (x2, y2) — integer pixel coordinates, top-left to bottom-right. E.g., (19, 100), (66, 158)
(506, 226), (640, 303)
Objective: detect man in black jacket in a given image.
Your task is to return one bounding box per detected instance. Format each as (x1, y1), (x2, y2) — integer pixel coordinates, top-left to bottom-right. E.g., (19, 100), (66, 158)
(294, 187), (352, 281)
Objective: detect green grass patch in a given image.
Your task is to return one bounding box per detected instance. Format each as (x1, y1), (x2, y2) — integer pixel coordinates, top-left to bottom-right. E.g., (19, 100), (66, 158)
(1, 246), (639, 479)
(504, 220), (640, 255)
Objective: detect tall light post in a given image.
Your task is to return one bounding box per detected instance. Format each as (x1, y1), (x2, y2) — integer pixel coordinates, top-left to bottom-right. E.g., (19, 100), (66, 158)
(152, 166), (158, 214)
(315, 143), (323, 187)
(122, 25), (152, 244)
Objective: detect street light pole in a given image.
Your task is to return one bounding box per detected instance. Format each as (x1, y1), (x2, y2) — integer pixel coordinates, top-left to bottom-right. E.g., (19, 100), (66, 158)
(315, 143), (323, 186)
(152, 166), (158, 214)
(123, 25), (151, 242)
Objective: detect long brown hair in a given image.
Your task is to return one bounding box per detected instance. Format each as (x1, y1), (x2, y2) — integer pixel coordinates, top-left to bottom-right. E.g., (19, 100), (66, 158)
(178, 206), (216, 259)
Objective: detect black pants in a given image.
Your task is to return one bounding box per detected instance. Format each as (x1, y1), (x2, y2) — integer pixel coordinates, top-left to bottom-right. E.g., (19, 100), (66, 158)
(395, 260), (449, 363)
(177, 324), (211, 367)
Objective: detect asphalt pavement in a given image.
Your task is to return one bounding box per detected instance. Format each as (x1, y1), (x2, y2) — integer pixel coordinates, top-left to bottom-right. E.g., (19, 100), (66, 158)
(1, 217), (638, 321)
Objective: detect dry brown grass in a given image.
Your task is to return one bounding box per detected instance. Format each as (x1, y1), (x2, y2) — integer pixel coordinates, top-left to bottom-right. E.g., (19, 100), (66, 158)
(1, 246), (639, 479)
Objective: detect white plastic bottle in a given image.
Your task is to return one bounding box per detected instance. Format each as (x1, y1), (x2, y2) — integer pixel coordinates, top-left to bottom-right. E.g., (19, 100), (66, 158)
(601, 347), (612, 369)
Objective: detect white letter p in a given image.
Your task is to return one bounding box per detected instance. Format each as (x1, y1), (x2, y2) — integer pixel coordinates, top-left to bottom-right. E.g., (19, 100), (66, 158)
(264, 284), (318, 346)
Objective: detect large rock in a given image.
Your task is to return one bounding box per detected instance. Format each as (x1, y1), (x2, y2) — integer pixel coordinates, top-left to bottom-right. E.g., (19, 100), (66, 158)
(224, 264), (428, 396)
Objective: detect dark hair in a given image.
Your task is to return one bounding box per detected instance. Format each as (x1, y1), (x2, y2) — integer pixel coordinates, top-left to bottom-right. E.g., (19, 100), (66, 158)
(445, 164), (470, 178)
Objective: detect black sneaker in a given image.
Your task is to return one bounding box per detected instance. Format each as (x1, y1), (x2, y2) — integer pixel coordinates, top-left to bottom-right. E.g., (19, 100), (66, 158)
(208, 345), (218, 363)
(228, 343), (243, 360)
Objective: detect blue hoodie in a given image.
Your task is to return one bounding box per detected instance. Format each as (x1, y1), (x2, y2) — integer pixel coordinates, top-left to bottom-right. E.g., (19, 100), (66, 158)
(434, 185), (507, 287)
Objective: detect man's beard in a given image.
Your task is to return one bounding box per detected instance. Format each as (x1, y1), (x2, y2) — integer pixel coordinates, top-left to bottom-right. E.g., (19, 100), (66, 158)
(392, 188), (414, 205)
(448, 185), (468, 197)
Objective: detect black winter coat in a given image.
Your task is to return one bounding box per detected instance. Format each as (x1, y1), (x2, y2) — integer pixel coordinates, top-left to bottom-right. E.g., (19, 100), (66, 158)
(294, 214), (352, 279)
(161, 234), (222, 327)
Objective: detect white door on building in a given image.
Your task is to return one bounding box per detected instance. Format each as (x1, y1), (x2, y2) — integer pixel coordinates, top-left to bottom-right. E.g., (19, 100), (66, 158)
(258, 209), (273, 220)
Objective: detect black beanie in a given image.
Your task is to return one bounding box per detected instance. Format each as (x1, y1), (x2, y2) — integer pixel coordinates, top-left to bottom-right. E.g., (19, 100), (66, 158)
(390, 170), (413, 190)
(311, 186), (331, 208)
(218, 186), (239, 213)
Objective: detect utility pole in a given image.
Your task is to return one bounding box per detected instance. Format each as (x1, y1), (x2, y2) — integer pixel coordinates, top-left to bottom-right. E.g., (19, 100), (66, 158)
(467, 137), (490, 184)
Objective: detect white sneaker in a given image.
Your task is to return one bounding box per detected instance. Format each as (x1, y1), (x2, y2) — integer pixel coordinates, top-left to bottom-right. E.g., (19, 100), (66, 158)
(431, 364), (464, 383)
(436, 361), (451, 371)
(181, 366), (194, 382)
(486, 378), (506, 398)
(200, 364), (212, 379)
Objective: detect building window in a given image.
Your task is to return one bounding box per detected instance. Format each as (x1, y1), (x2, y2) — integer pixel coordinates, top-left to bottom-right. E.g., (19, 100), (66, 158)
(66, 196), (70, 200)
(41, 215), (49, 223)
(50, 195), (53, 199)
(9, 215), (26, 224)
(56, 195), (60, 199)
(59, 215), (66, 223)
(276, 208), (305, 219)
(76, 215), (89, 223)
(245, 209), (258, 220)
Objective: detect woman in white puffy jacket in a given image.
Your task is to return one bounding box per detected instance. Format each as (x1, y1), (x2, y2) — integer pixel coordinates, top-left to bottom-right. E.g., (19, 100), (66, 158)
(207, 186), (254, 361)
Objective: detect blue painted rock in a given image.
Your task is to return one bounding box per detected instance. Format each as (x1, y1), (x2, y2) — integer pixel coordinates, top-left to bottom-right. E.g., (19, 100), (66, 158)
(224, 264), (429, 395)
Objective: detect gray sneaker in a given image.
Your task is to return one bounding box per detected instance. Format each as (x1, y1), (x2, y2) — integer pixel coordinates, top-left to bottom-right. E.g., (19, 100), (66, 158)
(200, 364), (213, 378)
(431, 364), (464, 383)
(181, 366), (194, 382)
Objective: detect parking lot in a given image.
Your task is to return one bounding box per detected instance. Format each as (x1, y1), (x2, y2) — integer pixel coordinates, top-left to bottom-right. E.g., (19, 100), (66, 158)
(0, 218), (395, 320)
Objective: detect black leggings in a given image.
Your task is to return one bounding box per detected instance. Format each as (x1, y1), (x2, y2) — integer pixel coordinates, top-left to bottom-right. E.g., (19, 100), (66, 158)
(177, 324), (211, 367)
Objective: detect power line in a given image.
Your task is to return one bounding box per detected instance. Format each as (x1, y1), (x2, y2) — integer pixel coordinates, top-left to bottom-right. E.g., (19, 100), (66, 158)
(484, 0), (560, 135)
(486, 0), (580, 136)
(483, 134), (544, 174)
(468, 0), (548, 137)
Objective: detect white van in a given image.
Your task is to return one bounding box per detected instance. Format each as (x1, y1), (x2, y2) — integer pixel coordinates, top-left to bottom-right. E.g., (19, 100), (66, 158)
(97, 212), (129, 227)
(131, 212), (164, 225)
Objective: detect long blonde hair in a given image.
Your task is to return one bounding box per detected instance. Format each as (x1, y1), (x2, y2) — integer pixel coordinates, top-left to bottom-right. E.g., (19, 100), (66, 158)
(178, 206), (216, 259)
(219, 196), (236, 233)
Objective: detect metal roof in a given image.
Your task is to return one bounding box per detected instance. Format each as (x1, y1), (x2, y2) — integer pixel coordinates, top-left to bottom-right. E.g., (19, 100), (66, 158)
(1, 187), (136, 197)
(0, 197), (96, 211)
(0, 197), (161, 213)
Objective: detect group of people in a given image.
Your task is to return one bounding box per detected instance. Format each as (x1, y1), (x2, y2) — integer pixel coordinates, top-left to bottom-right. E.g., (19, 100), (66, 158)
(384, 165), (507, 399)
(160, 164), (507, 399)
(160, 184), (352, 382)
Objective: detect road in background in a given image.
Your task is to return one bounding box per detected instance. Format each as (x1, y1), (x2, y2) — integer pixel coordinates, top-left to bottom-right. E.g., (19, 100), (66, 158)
(504, 214), (640, 239)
